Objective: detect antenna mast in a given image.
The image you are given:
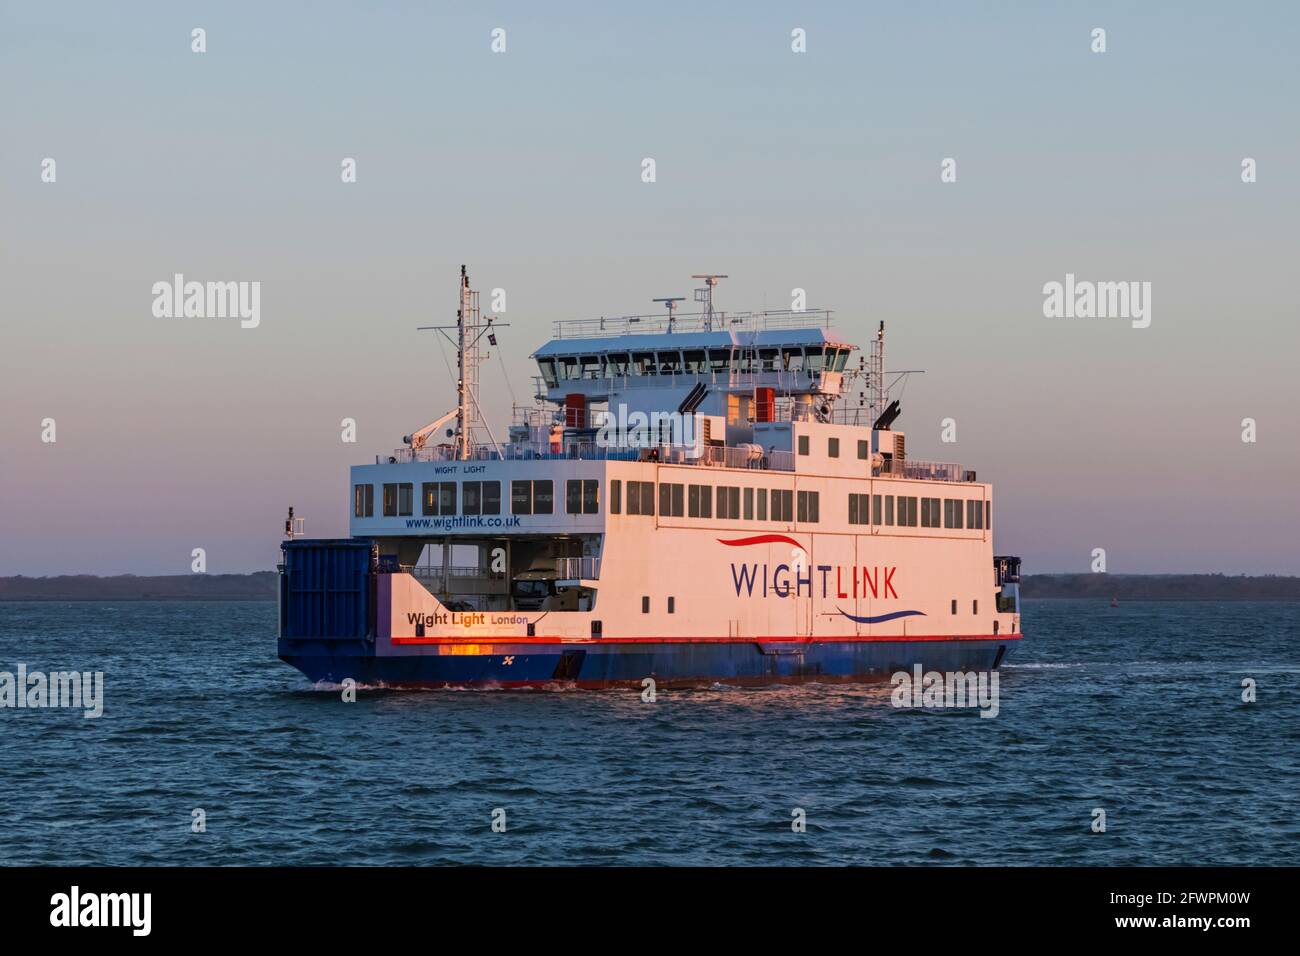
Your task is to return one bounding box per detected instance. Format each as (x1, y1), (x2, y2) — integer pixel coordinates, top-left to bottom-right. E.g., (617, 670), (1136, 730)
(869, 321), (886, 427)
(691, 274), (728, 331)
(418, 265), (509, 461)
(653, 296), (685, 334)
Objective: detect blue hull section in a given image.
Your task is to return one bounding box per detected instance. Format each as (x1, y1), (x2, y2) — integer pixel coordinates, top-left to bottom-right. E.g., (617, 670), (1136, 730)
(279, 638), (1014, 689)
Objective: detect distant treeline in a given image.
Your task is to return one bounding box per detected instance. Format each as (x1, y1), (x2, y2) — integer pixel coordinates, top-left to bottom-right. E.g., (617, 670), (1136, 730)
(1020, 574), (1300, 601)
(0, 573), (278, 601)
(1, 572), (1298, 602)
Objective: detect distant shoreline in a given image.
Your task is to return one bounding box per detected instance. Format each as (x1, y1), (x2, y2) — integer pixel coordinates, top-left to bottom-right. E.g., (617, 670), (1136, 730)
(1, 571), (1299, 602)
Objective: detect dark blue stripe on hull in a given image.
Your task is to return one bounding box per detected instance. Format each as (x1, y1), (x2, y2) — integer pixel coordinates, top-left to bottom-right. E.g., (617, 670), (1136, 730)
(279, 639), (1013, 689)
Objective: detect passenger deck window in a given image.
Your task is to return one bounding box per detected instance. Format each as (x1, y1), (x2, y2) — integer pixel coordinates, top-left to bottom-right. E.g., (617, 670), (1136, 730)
(797, 490), (820, 523)
(627, 481), (655, 515)
(688, 484), (712, 518)
(423, 481), (456, 516)
(771, 489), (794, 522)
(353, 484), (374, 518)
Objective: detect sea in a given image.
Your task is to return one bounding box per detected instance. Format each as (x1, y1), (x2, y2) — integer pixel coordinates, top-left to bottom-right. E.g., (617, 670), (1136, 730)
(0, 599), (1296, 865)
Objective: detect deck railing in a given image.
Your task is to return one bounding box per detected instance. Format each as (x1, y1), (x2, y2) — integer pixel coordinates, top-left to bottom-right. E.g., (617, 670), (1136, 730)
(378, 442), (796, 472)
(551, 309), (834, 339)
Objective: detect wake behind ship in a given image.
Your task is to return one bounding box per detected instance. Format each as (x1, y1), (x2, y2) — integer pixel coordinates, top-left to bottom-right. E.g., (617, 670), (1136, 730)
(277, 269), (1022, 688)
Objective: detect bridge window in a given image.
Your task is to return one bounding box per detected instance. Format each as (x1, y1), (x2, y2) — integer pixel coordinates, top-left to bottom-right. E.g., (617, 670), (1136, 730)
(657, 350), (683, 375)
(607, 353), (630, 376)
(538, 359), (558, 387)
(782, 348), (805, 372)
(353, 484), (374, 518)
(833, 348), (850, 372)
(797, 490), (820, 523)
(944, 498), (964, 529)
(632, 352), (655, 375)
(708, 349), (730, 373)
(966, 499), (984, 529)
(759, 348), (779, 372)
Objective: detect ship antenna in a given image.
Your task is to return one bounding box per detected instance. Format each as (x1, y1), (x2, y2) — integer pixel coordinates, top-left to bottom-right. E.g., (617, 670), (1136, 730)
(418, 265), (511, 460)
(691, 274), (728, 332)
(652, 296), (685, 334)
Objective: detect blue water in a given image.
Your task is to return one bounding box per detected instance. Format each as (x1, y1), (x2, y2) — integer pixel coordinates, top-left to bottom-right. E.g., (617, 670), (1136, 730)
(0, 599), (1296, 866)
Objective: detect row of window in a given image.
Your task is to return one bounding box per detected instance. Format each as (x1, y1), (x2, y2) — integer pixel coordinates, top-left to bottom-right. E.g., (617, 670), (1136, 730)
(847, 493), (988, 529)
(357, 479), (989, 530)
(610, 481), (809, 522)
(538, 346), (852, 385)
(356, 479), (596, 518)
(798, 435), (871, 459)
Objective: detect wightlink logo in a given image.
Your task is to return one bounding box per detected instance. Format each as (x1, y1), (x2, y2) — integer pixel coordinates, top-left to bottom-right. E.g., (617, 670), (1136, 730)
(151, 273), (261, 328)
(891, 665), (999, 718)
(1042, 272), (1151, 329)
(0, 664), (104, 718)
(594, 404), (703, 455)
(720, 535), (926, 625)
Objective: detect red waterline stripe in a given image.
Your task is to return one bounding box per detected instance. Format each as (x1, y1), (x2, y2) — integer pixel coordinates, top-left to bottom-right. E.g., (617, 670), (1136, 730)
(389, 632), (1020, 646)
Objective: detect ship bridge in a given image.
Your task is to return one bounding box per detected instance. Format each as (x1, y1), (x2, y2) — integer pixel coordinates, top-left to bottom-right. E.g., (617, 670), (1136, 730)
(531, 309), (856, 428)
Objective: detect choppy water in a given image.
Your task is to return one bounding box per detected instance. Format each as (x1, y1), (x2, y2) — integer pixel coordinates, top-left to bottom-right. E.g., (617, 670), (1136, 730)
(0, 599), (1296, 865)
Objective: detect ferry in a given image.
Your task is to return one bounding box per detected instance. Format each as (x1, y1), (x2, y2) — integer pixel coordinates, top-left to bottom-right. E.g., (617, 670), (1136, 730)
(277, 268), (1022, 688)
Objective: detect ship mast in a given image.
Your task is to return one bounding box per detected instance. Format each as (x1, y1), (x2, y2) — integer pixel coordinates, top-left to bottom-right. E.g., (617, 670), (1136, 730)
(691, 274), (728, 332)
(418, 265), (508, 460)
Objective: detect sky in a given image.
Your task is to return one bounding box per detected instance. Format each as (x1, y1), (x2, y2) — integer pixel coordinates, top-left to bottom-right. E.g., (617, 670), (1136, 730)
(2, 1), (1298, 575)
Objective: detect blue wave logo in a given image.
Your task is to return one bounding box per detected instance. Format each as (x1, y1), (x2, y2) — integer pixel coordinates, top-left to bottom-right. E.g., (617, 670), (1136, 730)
(835, 607), (927, 624)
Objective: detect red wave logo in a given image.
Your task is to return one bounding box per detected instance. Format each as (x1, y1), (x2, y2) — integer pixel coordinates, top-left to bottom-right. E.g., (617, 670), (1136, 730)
(717, 534), (804, 549)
